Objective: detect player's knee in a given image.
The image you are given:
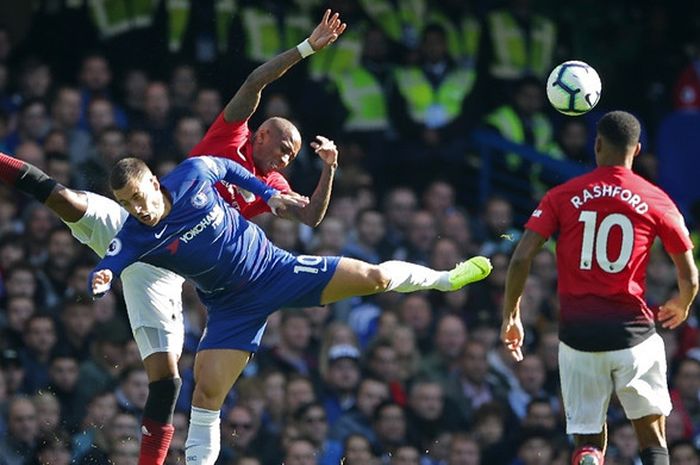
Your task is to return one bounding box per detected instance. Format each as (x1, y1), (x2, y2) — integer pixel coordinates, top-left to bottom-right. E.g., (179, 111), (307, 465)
(367, 265), (391, 293)
(192, 382), (225, 410)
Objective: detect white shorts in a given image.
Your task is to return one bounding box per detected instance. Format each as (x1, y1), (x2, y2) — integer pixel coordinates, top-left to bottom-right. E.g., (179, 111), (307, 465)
(559, 333), (671, 434)
(64, 192), (186, 359)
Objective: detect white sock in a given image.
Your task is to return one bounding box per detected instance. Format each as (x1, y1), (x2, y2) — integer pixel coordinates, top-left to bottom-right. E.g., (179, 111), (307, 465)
(379, 260), (451, 292)
(185, 406), (221, 465)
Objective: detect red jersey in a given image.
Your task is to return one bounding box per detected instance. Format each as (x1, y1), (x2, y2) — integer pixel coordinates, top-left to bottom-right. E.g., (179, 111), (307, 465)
(188, 114), (291, 219)
(526, 166), (692, 351)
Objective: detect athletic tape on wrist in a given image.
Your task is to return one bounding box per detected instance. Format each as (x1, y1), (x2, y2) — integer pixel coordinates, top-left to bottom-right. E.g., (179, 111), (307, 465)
(297, 39), (315, 58)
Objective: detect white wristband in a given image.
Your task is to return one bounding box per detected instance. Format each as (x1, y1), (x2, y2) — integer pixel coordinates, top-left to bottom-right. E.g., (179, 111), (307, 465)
(296, 38), (315, 58)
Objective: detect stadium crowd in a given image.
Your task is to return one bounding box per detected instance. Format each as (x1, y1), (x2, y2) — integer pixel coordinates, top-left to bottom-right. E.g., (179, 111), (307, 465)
(0, 1), (700, 465)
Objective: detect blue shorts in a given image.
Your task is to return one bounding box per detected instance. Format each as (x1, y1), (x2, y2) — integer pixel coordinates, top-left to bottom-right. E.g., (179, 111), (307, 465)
(197, 254), (341, 352)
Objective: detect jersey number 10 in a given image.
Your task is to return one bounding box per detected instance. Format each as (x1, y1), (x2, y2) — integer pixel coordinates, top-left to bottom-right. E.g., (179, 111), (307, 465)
(578, 211), (634, 273)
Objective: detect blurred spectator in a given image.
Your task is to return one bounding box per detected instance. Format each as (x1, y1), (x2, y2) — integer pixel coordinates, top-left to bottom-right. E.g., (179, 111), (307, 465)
(673, 36), (700, 110)
(1, 349), (25, 397)
(294, 402), (343, 465)
(77, 53), (127, 129)
(669, 439), (700, 465)
(392, 210), (438, 266)
(76, 126), (126, 194)
(121, 69), (149, 122)
(554, 119), (591, 165)
(219, 404), (282, 465)
(87, 97), (118, 137)
(390, 325), (421, 382)
(170, 64), (198, 113)
(423, 180), (457, 222)
(76, 320), (129, 405)
(341, 209), (385, 264)
(0, 395), (39, 465)
(193, 88), (223, 128)
(45, 151), (72, 187)
(45, 351), (82, 432)
(257, 310), (315, 377)
(397, 294), (434, 353)
(607, 421), (641, 465)
(135, 81), (175, 156)
(114, 365), (148, 416)
(6, 100), (51, 153)
(14, 59), (53, 106)
(42, 130), (68, 154)
(320, 344), (361, 424)
(507, 354), (556, 420)
(371, 401), (407, 459)
(476, 197), (521, 257)
(364, 339), (405, 404)
(390, 444), (422, 465)
(358, 0), (423, 51)
(419, 313), (467, 385)
(27, 430), (72, 465)
(447, 339), (507, 424)
(484, 0), (557, 83)
(31, 390), (60, 437)
(426, 0), (481, 68)
(329, 377), (389, 443)
(670, 357), (700, 438)
(126, 128), (154, 163)
(483, 77), (559, 201)
(342, 433), (378, 465)
(513, 427), (555, 465)
(173, 115), (205, 159)
(20, 313), (57, 393)
(380, 187), (418, 256)
(2, 296), (35, 350)
(283, 437), (318, 465)
(39, 226), (79, 307)
(405, 379), (464, 450)
(285, 375), (317, 418)
(448, 433), (481, 465)
(71, 390), (117, 462)
(50, 86), (91, 164)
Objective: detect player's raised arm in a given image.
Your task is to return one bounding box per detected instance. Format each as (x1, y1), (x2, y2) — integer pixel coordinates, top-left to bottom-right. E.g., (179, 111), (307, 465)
(501, 229), (547, 362)
(276, 135), (337, 226)
(223, 9), (346, 122)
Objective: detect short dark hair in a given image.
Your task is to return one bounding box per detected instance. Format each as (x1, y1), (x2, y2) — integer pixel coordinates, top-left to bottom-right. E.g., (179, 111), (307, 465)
(110, 157), (150, 191)
(596, 111), (641, 152)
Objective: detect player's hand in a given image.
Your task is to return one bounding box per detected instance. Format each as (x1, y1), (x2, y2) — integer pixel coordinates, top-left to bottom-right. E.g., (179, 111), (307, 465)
(91, 269), (113, 297)
(501, 316), (525, 362)
(310, 135), (338, 167)
(308, 9), (347, 51)
(657, 296), (690, 330)
(268, 191), (309, 215)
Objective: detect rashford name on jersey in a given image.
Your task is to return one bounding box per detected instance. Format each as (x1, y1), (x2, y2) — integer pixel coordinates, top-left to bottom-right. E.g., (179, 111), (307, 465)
(569, 183), (649, 214)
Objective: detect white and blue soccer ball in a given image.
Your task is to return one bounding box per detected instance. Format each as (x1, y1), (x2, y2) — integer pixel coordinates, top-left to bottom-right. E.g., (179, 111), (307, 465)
(546, 60), (602, 116)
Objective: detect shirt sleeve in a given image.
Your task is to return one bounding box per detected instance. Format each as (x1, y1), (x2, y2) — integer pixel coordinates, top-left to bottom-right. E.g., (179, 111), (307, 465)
(194, 156), (279, 202)
(525, 191), (559, 239)
(657, 202), (693, 254)
(240, 172), (291, 218)
(88, 222), (145, 296)
(188, 114), (249, 158)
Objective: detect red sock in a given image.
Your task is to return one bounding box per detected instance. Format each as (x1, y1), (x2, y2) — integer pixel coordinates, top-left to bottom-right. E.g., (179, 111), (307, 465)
(572, 446), (605, 465)
(0, 153), (26, 185)
(139, 417), (175, 465)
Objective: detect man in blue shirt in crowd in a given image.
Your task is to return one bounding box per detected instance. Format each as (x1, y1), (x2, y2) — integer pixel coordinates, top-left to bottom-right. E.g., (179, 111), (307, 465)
(89, 155), (492, 465)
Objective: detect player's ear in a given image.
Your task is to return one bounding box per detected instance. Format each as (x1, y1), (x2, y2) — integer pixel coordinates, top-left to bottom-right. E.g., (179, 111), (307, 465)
(632, 142), (641, 157)
(594, 135), (602, 154)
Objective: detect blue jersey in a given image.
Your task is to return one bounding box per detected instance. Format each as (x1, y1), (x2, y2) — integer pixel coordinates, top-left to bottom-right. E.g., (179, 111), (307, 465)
(91, 156), (342, 352)
(91, 156), (283, 293)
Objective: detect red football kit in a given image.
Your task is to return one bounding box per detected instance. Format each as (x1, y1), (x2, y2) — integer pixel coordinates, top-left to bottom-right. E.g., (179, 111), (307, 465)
(526, 166), (693, 351)
(188, 114), (291, 218)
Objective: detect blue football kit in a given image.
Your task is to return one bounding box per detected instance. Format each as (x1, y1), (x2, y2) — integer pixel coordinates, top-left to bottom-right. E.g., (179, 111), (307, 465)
(90, 156), (340, 352)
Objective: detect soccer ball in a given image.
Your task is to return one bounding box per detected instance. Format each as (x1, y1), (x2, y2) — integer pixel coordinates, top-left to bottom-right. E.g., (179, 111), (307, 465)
(546, 61), (602, 116)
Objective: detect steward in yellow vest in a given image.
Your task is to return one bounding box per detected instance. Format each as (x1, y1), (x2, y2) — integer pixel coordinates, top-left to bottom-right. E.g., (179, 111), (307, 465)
(484, 76), (561, 196)
(486, 3), (556, 80)
(391, 24), (477, 146)
(426, 1), (482, 69)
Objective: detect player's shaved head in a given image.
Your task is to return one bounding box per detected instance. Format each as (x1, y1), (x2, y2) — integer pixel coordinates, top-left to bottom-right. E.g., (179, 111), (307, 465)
(110, 157), (151, 191)
(597, 111), (641, 152)
(260, 116), (301, 141)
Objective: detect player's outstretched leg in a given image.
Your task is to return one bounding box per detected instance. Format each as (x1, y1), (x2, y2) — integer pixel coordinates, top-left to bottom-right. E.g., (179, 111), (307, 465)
(320, 256), (492, 304)
(571, 446), (605, 465)
(0, 152), (87, 221)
